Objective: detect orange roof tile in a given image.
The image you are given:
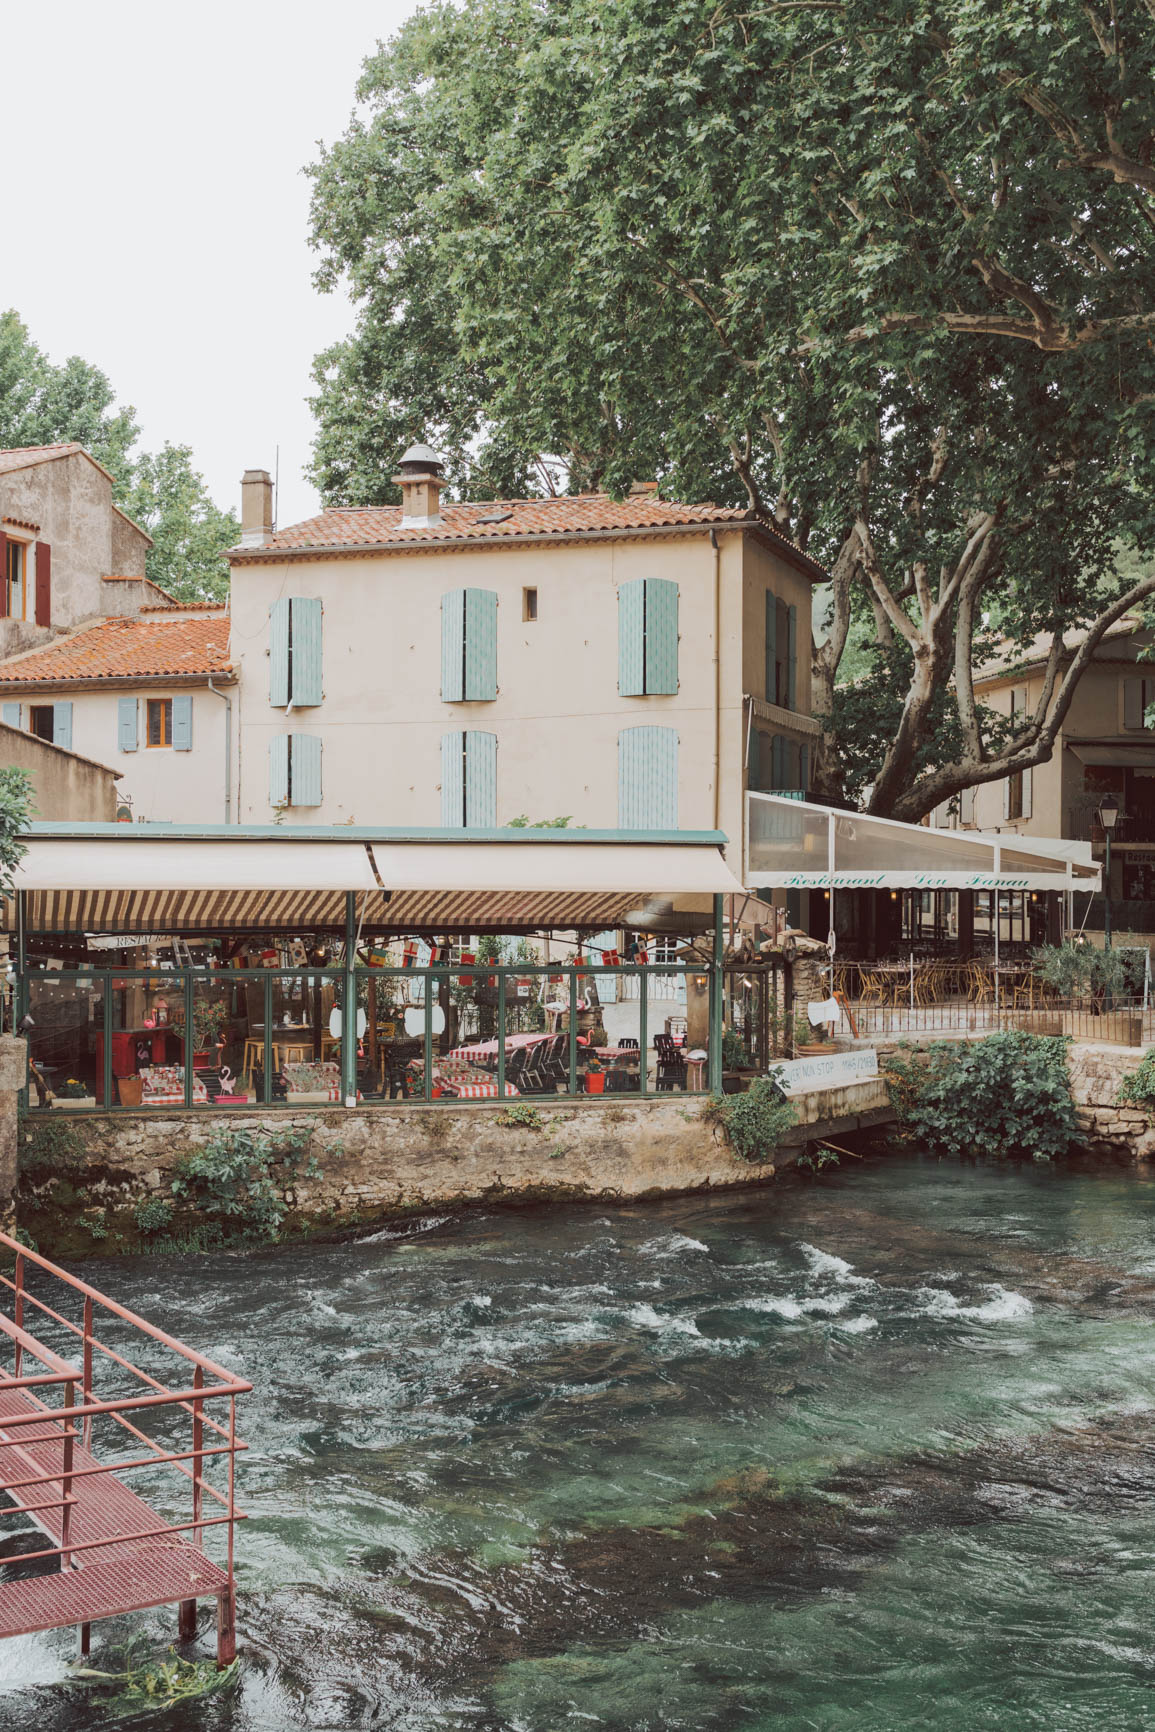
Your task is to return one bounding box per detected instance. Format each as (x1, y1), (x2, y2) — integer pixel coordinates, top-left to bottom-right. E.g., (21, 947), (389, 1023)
(0, 443), (87, 476)
(229, 492), (825, 577)
(0, 616), (232, 688)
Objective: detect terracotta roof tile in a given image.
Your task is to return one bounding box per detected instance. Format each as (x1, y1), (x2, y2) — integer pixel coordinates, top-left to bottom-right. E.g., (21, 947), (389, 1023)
(0, 616), (232, 687)
(0, 443), (86, 476)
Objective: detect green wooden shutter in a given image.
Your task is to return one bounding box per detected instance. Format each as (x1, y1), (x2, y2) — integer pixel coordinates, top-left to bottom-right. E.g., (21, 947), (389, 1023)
(290, 597), (323, 705)
(290, 733), (323, 806)
(118, 697), (138, 753)
(1, 704), (20, 729)
(441, 591), (465, 702)
(618, 580), (645, 695)
(464, 589), (498, 700)
(269, 598), (290, 706)
(52, 702), (73, 751)
(269, 734), (289, 805)
(464, 730), (497, 826)
(172, 694), (193, 751)
(441, 731), (465, 825)
(787, 603), (797, 710)
(772, 735), (785, 787)
(618, 726), (678, 829)
(764, 591), (777, 702)
(644, 579), (679, 694)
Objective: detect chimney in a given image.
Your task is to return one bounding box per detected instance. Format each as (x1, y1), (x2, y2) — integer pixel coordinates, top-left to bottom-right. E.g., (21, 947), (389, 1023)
(392, 442), (445, 528)
(240, 469), (274, 547)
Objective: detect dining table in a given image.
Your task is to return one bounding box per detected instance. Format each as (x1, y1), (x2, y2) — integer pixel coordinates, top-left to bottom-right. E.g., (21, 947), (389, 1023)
(448, 1031), (551, 1066)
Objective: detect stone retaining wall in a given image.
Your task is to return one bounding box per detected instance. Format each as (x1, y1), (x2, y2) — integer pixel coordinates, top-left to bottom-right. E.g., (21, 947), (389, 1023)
(1066, 1043), (1155, 1160)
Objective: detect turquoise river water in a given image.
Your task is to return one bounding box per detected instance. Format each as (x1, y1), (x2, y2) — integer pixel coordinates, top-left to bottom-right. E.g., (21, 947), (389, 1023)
(3, 1155), (1155, 1729)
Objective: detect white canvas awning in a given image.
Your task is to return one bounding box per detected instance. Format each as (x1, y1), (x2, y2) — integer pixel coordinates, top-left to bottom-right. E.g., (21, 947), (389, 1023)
(746, 793), (1100, 892)
(7, 825), (745, 935)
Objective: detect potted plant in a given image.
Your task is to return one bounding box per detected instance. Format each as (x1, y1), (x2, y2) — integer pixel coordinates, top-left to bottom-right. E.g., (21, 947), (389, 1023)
(721, 1026), (757, 1094)
(56, 1076), (95, 1109)
(584, 1053), (606, 1094)
(792, 1012), (831, 1057)
(170, 999), (231, 1067)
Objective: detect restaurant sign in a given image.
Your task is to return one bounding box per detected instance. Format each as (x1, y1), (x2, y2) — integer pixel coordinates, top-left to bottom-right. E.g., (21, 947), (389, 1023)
(773, 1048), (880, 1096)
(776, 873), (1031, 889)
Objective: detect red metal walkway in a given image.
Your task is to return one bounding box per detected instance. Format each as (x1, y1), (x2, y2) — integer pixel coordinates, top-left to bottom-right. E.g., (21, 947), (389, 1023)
(0, 1231), (248, 1664)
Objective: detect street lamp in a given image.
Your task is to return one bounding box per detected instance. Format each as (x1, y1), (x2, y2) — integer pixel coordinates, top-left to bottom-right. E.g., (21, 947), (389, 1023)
(1098, 793), (1120, 950)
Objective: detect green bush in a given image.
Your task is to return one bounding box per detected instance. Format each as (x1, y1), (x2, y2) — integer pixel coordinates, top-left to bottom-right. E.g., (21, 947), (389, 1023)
(134, 1198), (174, 1236)
(495, 1102), (544, 1130)
(170, 1126), (317, 1241)
(707, 1076), (796, 1164)
(20, 1116), (86, 1180)
(886, 1032), (1077, 1161)
(1118, 1049), (1155, 1112)
(722, 1027), (753, 1070)
(1033, 943), (1144, 1002)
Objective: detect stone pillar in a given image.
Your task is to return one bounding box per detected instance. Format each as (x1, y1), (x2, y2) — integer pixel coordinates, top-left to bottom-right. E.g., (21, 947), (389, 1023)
(0, 1037), (27, 1227)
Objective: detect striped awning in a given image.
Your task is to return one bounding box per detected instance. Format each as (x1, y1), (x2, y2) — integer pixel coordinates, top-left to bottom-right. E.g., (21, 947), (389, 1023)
(6, 827), (743, 936)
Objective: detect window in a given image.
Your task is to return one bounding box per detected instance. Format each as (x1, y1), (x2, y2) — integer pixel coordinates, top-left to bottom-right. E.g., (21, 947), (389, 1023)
(523, 587), (538, 622)
(618, 726), (678, 829)
(4, 539), (26, 620)
(441, 730), (497, 826)
(618, 579), (679, 696)
(269, 734), (323, 807)
(1004, 767), (1032, 822)
(764, 591), (797, 709)
(269, 597), (323, 707)
(1123, 676), (1155, 731)
(147, 699), (173, 748)
(29, 705), (54, 742)
(749, 731), (806, 792)
(442, 589), (498, 701)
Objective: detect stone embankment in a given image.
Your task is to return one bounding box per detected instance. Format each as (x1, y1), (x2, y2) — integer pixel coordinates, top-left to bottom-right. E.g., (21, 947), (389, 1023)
(1067, 1043), (1155, 1161)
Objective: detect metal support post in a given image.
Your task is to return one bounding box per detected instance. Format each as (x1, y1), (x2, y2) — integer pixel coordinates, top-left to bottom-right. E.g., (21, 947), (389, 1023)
(568, 968), (578, 1096)
(497, 970), (507, 1100)
(708, 894), (724, 1095)
(342, 892), (358, 1105)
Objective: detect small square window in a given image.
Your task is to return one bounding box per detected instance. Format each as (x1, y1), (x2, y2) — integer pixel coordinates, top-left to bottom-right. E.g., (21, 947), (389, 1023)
(523, 587), (538, 622)
(147, 698), (173, 748)
(29, 705), (54, 742)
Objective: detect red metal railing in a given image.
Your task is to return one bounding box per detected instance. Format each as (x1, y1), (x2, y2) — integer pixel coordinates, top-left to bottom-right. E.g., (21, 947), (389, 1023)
(0, 1229), (249, 1664)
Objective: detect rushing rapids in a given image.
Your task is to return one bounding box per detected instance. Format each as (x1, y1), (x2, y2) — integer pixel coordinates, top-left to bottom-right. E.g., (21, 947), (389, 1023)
(3, 1155), (1155, 1729)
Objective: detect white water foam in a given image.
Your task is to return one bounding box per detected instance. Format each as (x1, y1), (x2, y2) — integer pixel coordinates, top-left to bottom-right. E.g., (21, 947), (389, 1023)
(360, 1215), (451, 1244)
(800, 1244), (876, 1288)
(0, 1632), (71, 1692)
(917, 1284), (1033, 1322)
(836, 1315), (879, 1333)
(626, 1303), (702, 1337)
(742, 1293), (851, 1318)
(638, 1234), (709, 1257)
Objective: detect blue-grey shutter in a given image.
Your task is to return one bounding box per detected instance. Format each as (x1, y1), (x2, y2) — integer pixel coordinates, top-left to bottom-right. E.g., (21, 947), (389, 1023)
(463, 589), (498, 700)
(464, 730), (497, 826)
(618, 580), (645, 696)
(799, 742), (809, 792)
(787, 603), (797, 710)
(290, 597), (323, 706)
(771, 734), (785, 788)
(171, 693), (193, 751)
(765, 591), (777, 703)
(290, 733), (322, 806)
(1, 704), (20, 729)
(269, 598), (290, 706)
(441, 731), (465, 825)
(644, 579), (679, 694)
(618, 726), (678, 829)
(269, 734), (289, 806)
(52, 702), (73, 751)
(441, 590), (465, 702)
(118, 696), (138, 753)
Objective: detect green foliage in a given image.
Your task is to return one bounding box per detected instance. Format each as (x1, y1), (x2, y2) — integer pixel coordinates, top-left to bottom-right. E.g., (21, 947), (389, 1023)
(506, 815), (576, 828)
(495, 1102), (544, 1130)
(55, 1077), (90, 1100)
(73, 1636), (238, 1707)
(886, 1033), (1077, 1161)
(133, 1198), (174, 1236)
(171, 1126), (318, 1241)
(797, 1146), (840, 1176)
(169, 996), (231, 1053)
(721, 1027), (753, 1070)
(707, 1077), (796, 1165)
(10, 1225), (37, 1253)
(309, 0), (1155, 822)
(0, 768), (31, 899)
(20, 1115), (85, 1179)
(1118, 1049), (1155, 1112)
(1033, 943), (1144, 1002)
(120, 443), (238, 604)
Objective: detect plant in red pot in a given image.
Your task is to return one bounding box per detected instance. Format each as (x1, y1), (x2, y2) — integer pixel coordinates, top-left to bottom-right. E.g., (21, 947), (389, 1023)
(171, 999), (231, 1068)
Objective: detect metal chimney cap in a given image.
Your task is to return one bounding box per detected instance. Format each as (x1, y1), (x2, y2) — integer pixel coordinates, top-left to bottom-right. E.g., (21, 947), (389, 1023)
(398, 442), (444, 474)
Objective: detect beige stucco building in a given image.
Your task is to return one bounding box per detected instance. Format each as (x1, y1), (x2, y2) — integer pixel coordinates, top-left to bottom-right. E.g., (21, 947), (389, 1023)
(957, 617), (1155, 917)
(225, 457), (825, 865)
(0, 444), (156, 658)
(0, 721), (118, 820)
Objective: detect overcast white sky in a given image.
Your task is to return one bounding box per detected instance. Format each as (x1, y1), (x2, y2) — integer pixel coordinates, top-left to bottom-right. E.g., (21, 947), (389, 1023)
(7, 0), (420, 529)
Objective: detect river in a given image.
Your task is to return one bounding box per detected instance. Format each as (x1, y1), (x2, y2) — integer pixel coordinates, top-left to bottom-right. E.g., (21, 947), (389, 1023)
(3, 1155), (1155, 1729)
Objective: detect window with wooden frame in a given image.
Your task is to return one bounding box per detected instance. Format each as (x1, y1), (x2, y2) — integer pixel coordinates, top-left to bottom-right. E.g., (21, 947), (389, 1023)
(523, 587), (538, 622)
(29, 705), (54, 743)
(4, 539), (27, 620)
(147, 698), (173, 748)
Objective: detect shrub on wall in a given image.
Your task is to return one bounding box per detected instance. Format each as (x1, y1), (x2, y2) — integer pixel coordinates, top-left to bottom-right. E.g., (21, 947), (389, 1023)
(1118, 1050), (1155, 1113)
(707, 1077), (797, 1164)
(886, 1032), (1077, 1161)
(170, 1125), (319, 1241)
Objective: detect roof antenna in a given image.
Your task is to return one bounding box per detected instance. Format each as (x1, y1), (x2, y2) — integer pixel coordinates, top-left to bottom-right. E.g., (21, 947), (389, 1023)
(273, 445), (280, 532)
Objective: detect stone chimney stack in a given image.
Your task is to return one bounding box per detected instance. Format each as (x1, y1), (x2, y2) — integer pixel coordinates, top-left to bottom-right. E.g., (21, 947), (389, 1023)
(392, 443), (445, 528)
(240, 469), (274, 547)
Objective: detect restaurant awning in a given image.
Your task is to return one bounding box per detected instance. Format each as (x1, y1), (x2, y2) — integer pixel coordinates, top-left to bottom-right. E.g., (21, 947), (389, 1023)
(6, 824), (746, 936)
(746, 793), (1100, 892)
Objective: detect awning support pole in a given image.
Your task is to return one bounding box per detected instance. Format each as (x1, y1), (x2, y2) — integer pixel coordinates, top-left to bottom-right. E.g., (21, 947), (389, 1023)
(343, 892), (357, 1107)
(708, 894), (723, 1096)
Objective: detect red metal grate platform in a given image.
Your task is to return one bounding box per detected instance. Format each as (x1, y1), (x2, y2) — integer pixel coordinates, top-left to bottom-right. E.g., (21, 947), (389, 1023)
(0, 1231), (248, 1664)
